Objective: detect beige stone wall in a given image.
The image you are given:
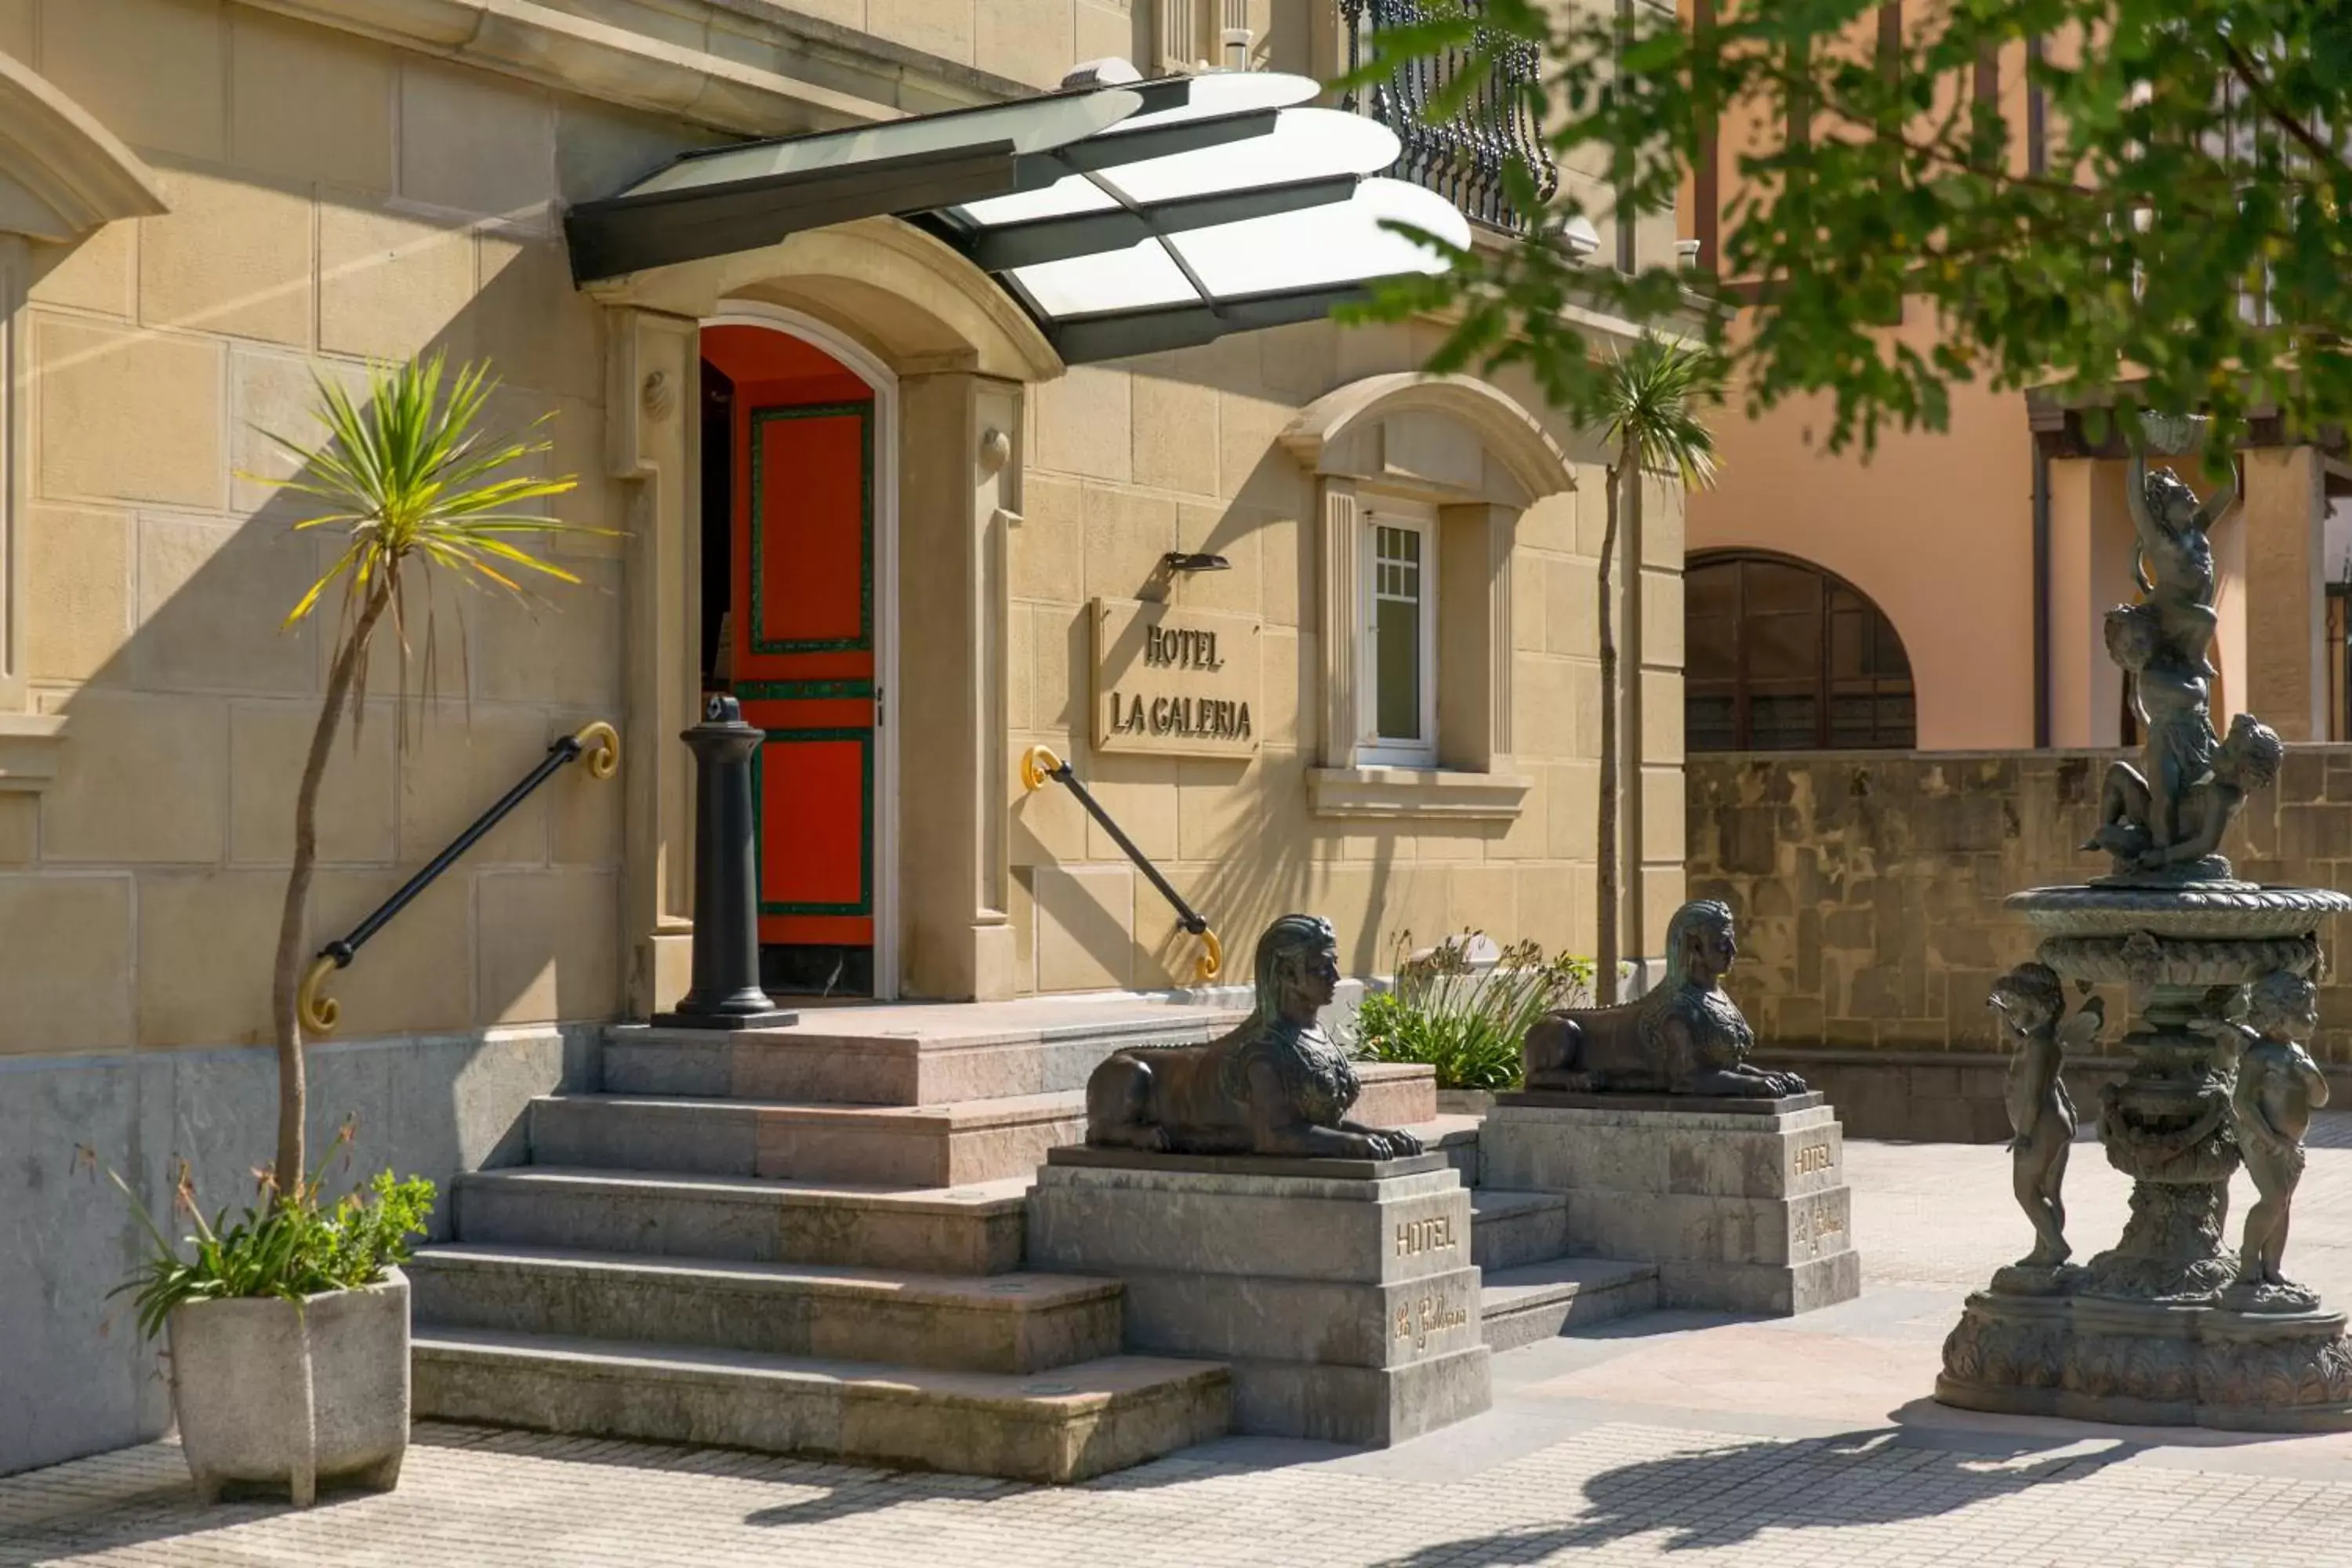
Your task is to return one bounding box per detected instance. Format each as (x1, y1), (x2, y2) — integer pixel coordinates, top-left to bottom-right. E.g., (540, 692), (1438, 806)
(1687, 749), (2352, 1065)
(853, 0), (1139, 87)
(0, 1), (703, 1055)
(1007, 322), (1687, 993)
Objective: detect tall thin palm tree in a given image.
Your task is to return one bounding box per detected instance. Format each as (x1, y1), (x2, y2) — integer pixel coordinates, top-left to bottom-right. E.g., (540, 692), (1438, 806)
(1594, 336), (1721, 1004)
(257, 353), (583, 1200)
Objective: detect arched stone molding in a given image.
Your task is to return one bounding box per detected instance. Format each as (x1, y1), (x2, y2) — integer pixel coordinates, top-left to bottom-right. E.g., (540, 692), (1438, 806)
(1283, 375), (1574, 820)
(601, 220), (1040, 1011)
(0, 50), (168, 244)
(586, 216), (1062, 387)
(0, 53), (165, 784)
(1281, 372), (1577, 513)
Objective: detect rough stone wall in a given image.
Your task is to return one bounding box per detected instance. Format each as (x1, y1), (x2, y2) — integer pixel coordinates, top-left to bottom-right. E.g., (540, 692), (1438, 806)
(1686, 747), (2352, 1065)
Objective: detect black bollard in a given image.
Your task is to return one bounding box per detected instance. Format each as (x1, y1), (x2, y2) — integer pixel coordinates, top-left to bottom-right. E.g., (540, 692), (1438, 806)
(652, 695), (798, 1030)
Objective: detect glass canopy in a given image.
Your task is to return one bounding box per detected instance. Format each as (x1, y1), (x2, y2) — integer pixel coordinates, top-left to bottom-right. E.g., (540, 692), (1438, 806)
(564, 71), (1471, 365)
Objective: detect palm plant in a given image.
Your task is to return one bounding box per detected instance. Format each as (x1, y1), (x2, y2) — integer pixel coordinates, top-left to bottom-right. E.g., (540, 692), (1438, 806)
(1594, 336), (1721, 1004)
(258, 352), (582, 1200)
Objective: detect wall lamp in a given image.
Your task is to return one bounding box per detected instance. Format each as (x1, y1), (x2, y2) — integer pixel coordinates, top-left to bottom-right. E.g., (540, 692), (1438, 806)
(1162, 551), (1231, 573)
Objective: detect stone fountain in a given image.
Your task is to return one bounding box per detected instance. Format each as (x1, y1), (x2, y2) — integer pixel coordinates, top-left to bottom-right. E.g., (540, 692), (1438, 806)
(1936, 419), (2352, 1430)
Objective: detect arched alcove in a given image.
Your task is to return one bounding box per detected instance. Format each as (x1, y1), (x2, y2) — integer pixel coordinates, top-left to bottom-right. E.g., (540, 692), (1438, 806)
(1686, 550), (1918, 751)
(1281, 373), (1576, 817)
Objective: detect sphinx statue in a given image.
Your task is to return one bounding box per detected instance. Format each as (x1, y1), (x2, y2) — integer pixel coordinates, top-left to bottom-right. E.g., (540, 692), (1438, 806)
(1522, 899), (1806, 1098)
(1083, 913), (1426, 1160)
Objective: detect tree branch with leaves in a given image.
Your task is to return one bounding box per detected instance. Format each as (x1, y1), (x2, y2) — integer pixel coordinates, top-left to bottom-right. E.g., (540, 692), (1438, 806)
(1356, 0), (2352, 465)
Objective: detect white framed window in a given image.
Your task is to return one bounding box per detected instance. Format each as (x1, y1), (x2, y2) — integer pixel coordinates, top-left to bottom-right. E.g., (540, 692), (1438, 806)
(1360, 499), (1438, 764)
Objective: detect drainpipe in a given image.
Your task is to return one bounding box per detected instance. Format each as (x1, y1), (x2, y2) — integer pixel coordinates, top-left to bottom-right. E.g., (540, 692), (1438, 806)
(2029, 34), (2052, 750)
(2034, 438), (2052, 747)
(1626, 470), (1648, 989)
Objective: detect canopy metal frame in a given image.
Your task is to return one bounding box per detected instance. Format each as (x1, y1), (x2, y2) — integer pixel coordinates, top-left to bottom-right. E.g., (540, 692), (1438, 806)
(563, 71), (1471, 366)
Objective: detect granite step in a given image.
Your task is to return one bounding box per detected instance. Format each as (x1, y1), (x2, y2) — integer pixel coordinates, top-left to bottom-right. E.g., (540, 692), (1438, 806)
(528, 1068), (1440, 1188)
(452, 1168), (1031, 1275)
(1468, 1189), (1570, 1272)
(411, 1330), (1232, 1483)
(407, 1245), (1123, 1375)
(604, 1009), (1245, 1106)
(527, 1091), (1087, 1188)
(1478, 1258), (1660, 1353)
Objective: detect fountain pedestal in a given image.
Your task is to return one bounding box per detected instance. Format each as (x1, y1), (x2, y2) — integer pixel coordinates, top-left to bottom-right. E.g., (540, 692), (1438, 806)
(1935, 883), (2352, 1430)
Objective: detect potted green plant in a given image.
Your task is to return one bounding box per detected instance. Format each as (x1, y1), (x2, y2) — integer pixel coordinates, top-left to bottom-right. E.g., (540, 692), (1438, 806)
(107, 1131), (434, 1504)
(114, 352), (581, 1505)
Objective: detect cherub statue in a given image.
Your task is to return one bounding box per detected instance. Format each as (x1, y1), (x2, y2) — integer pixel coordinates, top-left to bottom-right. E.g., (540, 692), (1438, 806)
(1989, 963), (2102, 1274)
(1084, 913), (1425, 1160)
(2084, 711), (2284, 877)
(2198, 970), (2332, 1309)
(2114, 438), (2241, 855)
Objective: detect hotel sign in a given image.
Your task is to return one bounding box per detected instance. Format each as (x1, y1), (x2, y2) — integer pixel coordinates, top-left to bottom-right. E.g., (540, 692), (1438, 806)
(1091, 597), (1262, 760)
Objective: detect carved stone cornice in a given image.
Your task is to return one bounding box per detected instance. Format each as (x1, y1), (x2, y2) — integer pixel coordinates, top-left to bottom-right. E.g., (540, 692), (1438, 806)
(0, 51), (168, 243)
(235, 0), (1029, 137)
(0, 712), (67, 793)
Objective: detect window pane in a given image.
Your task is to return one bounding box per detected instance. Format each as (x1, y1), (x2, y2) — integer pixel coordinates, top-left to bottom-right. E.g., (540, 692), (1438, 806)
(1740, 561), (1818, 616)
(1745, 612), (1819, 681)
(1686, 562), (1738, 619)
(1686, 694), (1736, 751)
(1376, 592), (1421, 739)
(1372, 521), (1424, 742)
(1829, 608), (1866, 679)
(1686, 615), (1737, 681)
(1748, 694), (1817, 750)
(1828, 693), (1876, 746)
(1873, 614), (1909, 677)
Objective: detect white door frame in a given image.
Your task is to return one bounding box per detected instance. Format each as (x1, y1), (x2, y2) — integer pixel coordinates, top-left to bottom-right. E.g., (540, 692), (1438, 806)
(702, 301), (902, 1000)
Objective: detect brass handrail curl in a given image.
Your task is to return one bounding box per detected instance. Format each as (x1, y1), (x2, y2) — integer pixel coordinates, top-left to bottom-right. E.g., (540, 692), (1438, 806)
(298, 953), (342, 1036)
(1195, 927), (1223, 985)
(1020, 743), (1065, 793)
(574, 720), (621, 780)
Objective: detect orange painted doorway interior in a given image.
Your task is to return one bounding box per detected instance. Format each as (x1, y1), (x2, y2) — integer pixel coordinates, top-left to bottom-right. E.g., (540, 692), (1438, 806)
(700, 324), (876, 964)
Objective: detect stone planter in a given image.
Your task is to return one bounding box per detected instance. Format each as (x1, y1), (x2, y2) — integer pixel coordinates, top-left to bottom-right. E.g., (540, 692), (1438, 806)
(1433, 1089), (1497, 1116)
(167, 1269), (410, 1505)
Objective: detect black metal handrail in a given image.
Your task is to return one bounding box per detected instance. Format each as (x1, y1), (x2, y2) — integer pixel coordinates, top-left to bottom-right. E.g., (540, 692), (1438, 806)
(1341, 0), (1559, 238)
(1020, 744), (1222, 984)
(296, 721), (621, 1033)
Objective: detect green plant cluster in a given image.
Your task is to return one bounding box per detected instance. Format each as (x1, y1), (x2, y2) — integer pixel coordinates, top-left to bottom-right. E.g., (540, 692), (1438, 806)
(107, 1145), (435, 1342)
(1349, 931), (1594, 1091)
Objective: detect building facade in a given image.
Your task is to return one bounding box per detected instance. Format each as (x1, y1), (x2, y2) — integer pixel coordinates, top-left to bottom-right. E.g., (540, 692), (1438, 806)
(0, 0), (1686, 1472)
(1678, 18), (2350, 757)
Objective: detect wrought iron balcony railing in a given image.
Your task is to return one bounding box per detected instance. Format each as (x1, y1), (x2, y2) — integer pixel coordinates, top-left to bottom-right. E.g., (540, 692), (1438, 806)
(1341, 0), (1558, 237)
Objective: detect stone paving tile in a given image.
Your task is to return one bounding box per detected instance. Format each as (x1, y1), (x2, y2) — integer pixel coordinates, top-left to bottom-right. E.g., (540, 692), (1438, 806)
(12, 1129), (2352, 1566)
(6, 1421), (2351, 1568)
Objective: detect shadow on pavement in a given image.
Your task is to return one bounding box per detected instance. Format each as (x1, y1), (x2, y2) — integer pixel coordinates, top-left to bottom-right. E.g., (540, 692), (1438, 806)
(1363, 1424), (2132, 1563)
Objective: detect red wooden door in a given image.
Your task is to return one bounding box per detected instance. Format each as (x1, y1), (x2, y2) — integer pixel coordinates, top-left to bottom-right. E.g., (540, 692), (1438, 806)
(703, 326), (876, 955)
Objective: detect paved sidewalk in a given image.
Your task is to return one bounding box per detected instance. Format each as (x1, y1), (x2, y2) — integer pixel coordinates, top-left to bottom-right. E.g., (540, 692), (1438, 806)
(9, 1127), (2352, 1567)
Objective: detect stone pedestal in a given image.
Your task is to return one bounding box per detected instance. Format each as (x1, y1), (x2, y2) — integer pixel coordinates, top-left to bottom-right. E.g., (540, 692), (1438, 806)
(1024, 1148), (1490, 1446)
(1933, 881), (2352, 1432)
(1939, 1291), (2352, 1431)
(1480, 1092), (1860, 1316)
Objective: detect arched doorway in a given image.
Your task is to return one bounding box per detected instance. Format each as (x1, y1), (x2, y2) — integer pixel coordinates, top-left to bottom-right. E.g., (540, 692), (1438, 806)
(699, 307), (899, 998)
(1686, 550), (1918, 750)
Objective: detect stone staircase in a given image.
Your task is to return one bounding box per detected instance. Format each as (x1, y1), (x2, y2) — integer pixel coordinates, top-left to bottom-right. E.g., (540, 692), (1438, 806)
(408, 999), (1658, 1480)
